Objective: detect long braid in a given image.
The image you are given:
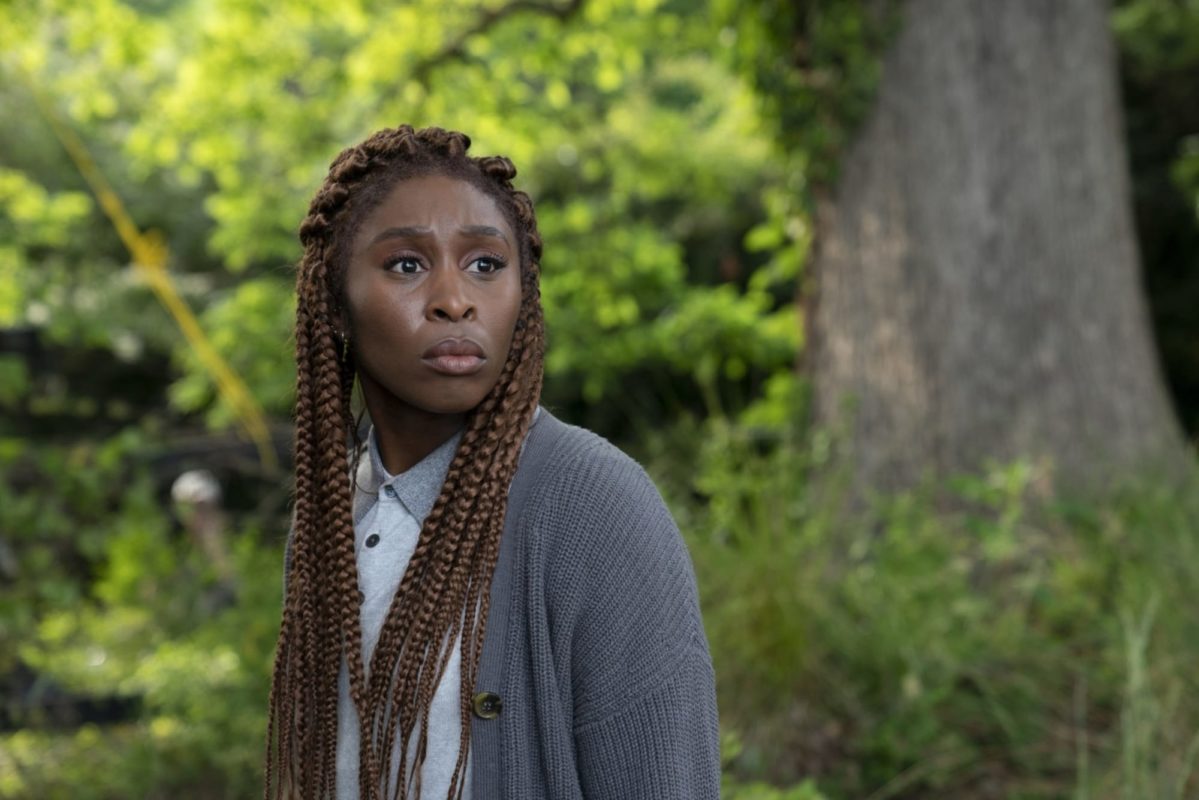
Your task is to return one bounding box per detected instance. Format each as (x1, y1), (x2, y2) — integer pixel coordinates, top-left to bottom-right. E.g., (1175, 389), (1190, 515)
(267, 266), (331, 795)
(264, 125), (546, 800)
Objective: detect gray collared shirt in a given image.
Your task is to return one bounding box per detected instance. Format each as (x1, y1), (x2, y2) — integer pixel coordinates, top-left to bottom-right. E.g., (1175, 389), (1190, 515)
(337, 426), (469, 800)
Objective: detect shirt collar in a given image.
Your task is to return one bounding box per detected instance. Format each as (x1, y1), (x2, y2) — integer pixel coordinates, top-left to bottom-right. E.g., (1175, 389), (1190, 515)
(358, 426), (462, 524)
(351, 406), (543, 526)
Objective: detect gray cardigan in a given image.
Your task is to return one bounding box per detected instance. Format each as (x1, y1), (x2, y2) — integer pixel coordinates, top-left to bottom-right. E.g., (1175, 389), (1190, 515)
(288, 409), (721, 798)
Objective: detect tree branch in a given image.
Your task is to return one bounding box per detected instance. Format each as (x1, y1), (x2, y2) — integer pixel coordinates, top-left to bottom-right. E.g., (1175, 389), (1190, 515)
(411, 0), (586, 85)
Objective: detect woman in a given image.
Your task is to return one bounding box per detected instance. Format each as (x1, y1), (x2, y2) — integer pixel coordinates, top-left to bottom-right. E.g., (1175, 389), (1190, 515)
(265, 125), (719, 800)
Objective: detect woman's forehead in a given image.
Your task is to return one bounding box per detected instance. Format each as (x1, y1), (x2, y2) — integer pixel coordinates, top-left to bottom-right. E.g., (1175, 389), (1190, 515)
(355, 174), (516, 246)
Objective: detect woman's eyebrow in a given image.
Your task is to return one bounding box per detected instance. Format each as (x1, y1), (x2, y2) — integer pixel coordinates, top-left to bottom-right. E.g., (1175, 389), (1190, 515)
(367, 225), (510, 247)
(459, 225), (510, 245)
(368, 225), (432, 245)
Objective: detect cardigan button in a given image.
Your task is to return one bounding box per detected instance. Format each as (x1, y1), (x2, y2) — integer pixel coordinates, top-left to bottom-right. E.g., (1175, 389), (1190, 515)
(472, 691), (502, 720)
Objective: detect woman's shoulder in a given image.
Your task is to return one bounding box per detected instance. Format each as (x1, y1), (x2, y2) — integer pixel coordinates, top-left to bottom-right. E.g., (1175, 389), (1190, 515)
(514, 409), (688, 577)
(520, 408), (665, 518)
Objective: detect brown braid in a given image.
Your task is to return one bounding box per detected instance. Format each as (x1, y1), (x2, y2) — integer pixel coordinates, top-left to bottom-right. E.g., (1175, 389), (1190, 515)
(264, 125), (546, 800)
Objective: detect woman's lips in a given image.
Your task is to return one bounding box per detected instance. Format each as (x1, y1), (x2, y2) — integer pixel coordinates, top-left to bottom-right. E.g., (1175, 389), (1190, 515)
(422, 338), (486, 376)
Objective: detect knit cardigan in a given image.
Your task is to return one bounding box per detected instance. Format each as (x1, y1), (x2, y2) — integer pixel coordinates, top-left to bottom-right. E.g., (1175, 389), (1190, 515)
(286, 409), (721, 799)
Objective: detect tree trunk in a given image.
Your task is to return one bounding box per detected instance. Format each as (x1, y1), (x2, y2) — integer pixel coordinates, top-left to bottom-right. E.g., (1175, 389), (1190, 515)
(808, 0), (1188, 493)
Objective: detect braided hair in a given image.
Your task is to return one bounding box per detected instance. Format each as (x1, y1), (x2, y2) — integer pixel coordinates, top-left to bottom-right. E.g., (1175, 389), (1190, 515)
(264, 125), (545, 800)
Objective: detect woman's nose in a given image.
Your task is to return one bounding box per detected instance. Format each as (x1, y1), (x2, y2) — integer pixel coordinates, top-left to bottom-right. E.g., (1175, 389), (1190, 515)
(425, 265), (475, 322)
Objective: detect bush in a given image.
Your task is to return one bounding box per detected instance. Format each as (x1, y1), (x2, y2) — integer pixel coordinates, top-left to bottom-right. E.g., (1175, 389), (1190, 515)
(646, 415), (1199, 799)
(0, 438), (281, 799)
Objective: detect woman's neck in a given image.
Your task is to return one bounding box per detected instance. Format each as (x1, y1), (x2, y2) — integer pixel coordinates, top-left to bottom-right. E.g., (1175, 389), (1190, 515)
(366, 403), (465, 475)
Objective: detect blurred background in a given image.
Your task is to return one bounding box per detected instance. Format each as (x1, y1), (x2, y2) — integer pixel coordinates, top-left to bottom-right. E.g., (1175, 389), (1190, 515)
(1, 0), (1198, 798)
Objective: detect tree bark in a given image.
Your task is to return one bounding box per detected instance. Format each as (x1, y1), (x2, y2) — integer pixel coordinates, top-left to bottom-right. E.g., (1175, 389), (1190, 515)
(808, 0), (1187, 493)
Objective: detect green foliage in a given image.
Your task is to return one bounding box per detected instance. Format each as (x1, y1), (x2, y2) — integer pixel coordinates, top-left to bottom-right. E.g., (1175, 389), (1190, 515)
(723, 730), (832, 798)
(0, 432), (147, 676)
(1174, 136), (1199, 213)
(646, 418), (1199, 798)
(0, 167), (94, 328)
(0, 440), (281, 798)
(1112, 0), (1199, 436)
(726, 778), (830, 800)
(1, 0), (805, 432)
(0, 356), (31, 405)
(169, 278), (297, 425)
(1114, 0), (1199, 73)
(1105, 598), (1199, 800)
(1115, 0), (1199, 230)
(712, 0), (900, 185)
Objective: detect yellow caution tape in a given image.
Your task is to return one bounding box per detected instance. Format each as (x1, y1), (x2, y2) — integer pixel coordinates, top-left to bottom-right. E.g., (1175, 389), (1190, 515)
(21, 70), (279, 472)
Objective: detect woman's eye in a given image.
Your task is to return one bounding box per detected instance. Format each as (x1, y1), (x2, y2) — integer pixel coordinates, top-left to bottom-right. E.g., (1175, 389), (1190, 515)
(469, 256), (507, 274)
(386, 256), (422, 274)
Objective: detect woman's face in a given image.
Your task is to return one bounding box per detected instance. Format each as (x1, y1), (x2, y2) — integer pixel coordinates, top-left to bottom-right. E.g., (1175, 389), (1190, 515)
(343, 174), (522, 423)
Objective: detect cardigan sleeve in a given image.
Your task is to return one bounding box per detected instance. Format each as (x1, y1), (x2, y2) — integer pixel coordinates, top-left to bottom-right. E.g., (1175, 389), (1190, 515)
(572, 634), (720, 799)
(538, 440), (721, 799)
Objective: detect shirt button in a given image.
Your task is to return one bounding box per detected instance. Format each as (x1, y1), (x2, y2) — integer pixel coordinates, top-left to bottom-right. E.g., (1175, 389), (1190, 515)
(384, 486), (397, 498)
(472, 692), (502, 720)
(365, 533), (380, 548)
